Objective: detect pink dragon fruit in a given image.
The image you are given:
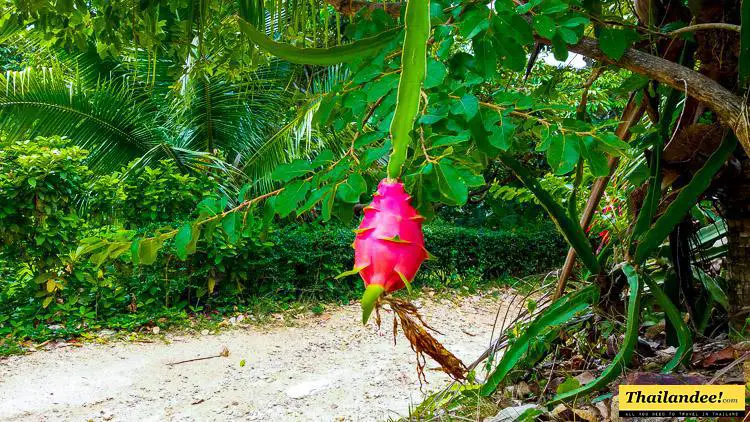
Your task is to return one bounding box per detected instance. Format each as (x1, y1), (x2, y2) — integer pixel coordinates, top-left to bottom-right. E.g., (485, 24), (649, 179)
(347, 178), (428, 323)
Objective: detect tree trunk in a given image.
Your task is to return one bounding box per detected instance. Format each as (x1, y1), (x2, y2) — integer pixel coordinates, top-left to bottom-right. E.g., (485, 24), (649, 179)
(726, 157), (750, 335)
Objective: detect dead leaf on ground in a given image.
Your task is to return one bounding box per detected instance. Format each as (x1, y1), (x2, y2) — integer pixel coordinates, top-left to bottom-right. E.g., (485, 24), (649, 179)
(696, 346), (736, 368)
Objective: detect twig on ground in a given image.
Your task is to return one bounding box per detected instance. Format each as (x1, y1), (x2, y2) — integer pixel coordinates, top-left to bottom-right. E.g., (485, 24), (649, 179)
(167, 345), (230, 366)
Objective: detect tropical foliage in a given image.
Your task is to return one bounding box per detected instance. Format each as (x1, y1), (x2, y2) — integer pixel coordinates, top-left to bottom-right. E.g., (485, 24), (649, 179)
(2, 0), (749, 416)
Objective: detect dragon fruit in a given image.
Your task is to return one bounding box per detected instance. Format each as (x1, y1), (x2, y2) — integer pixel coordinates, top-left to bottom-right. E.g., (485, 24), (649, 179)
(349, 178), (428, 323)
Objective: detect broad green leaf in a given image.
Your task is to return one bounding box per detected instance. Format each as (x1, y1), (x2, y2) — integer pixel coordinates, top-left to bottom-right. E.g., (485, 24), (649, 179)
(424, 60), (447, 89)
(238, 19), (401, 65)
(138, 238), (161, 265)
(338, 173), (367, 203)
(473, 37), (497, 77)
(496, 37), (527, 71)
(598, 27), (639, 60)
(271, 160), (312, 182)
(532, 15), (556, 39)
(598, 132), (630, 154)
(275, 180), (310, 217)
(435, 160), (468, 205)
(430, 133), (469, 147)
(557, 27), (579, 44)
(450, 94), (479, 119)
(222, 213), (240, 243)
(560, 16), (590, 29)
(488, 117), (516, 150)
(459, 8), (490, 39)
(366, 74), (400, 102)
(580, 137), (609, 177)
(297, 186), (334, 215)
(175, 224), (193, 260)
(546, 133), (580, 175)
(311, 149), (335, 167)
(508, 14), (534, 45)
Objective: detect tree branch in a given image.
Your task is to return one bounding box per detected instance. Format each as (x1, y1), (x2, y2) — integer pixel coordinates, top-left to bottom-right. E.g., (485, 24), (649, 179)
(667, 23), (741, 37)
(540, 36), (750, 155)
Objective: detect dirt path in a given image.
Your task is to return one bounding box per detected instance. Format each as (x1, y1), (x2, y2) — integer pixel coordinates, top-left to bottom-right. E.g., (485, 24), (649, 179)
(0, 291), (520, 422)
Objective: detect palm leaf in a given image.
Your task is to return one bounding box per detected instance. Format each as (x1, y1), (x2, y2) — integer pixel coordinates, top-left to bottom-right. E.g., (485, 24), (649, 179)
(0, 66), (165, 171)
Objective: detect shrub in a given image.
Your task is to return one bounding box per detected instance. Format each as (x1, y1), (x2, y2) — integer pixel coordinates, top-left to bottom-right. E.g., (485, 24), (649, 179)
(0, 139), (566, 345)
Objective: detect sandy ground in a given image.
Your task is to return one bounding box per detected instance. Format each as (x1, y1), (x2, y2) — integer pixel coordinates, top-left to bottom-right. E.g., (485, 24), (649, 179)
(0, 291), (520, 422)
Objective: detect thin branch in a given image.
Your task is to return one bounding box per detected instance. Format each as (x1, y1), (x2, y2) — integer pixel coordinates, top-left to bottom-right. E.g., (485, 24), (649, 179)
(554, 95), (645, 300)
(667, 23), (741, 37)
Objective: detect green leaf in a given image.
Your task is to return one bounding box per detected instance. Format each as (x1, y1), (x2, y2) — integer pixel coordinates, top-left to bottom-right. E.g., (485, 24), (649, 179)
(222, 213), (239, 243)
(634, 135), (737, 263)
(560, 16), (590, 29)
(297, 186), (334, 215)
(271, 160), (312, 182)
(175, 224), (193, 260)
(138, 238), (161, 265)
(480, 285), (599, 396)
(435, 160), (468, 206)
(130, 238), (141, 266)
(473, 38), (497, 77)
(546, 133), (580, 175)
(275, 180), (310, 217)
(508, 14), (534, 45)
(238, 19), (401, 65)
(556, 377), (581, 395)
(338, 173), (367, 203)
(694, 267), (729, 311)
(557, 27), (579, 44)
(580, 137), (609, 177)
(598, 132), (630, 154)
(430, 133), (470, 147)
(450, 94), (479, 119)
(366, 74), (400, 102)
(459, 8), (490, 39)
(424, 60), (447, 89)
(532, 15), (557, 39)
(552, 264), (641, 403)
(495, 37), (527, 71)
(598, 27), (638, 60)
(488, 117), (516, 150)
(311, 149), (335, 167)
(643, 273), (693, 372)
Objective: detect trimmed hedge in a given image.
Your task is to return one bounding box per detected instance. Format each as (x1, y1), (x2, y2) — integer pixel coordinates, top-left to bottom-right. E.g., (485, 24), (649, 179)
(237, 222), (567, 299)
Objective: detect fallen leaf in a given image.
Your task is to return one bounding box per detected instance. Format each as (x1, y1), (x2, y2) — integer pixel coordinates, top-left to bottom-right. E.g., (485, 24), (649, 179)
(698, 346), (736, 368)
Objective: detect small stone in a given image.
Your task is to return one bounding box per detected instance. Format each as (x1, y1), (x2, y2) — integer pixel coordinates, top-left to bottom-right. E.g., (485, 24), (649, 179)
(152, 326), (160, 335)
(236, 314), (245, 323)
(201, 329), (209, 336)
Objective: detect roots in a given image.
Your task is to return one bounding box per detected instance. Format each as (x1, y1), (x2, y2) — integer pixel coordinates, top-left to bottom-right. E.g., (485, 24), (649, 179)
(380, 297), (467, 383)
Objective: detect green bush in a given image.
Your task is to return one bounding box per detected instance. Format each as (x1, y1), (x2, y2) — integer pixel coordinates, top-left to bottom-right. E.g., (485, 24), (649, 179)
(0, 138), (566, 346)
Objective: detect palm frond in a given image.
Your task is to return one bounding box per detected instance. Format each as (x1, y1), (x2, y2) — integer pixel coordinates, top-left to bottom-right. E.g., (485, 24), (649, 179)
(0, 66), (165, 171)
